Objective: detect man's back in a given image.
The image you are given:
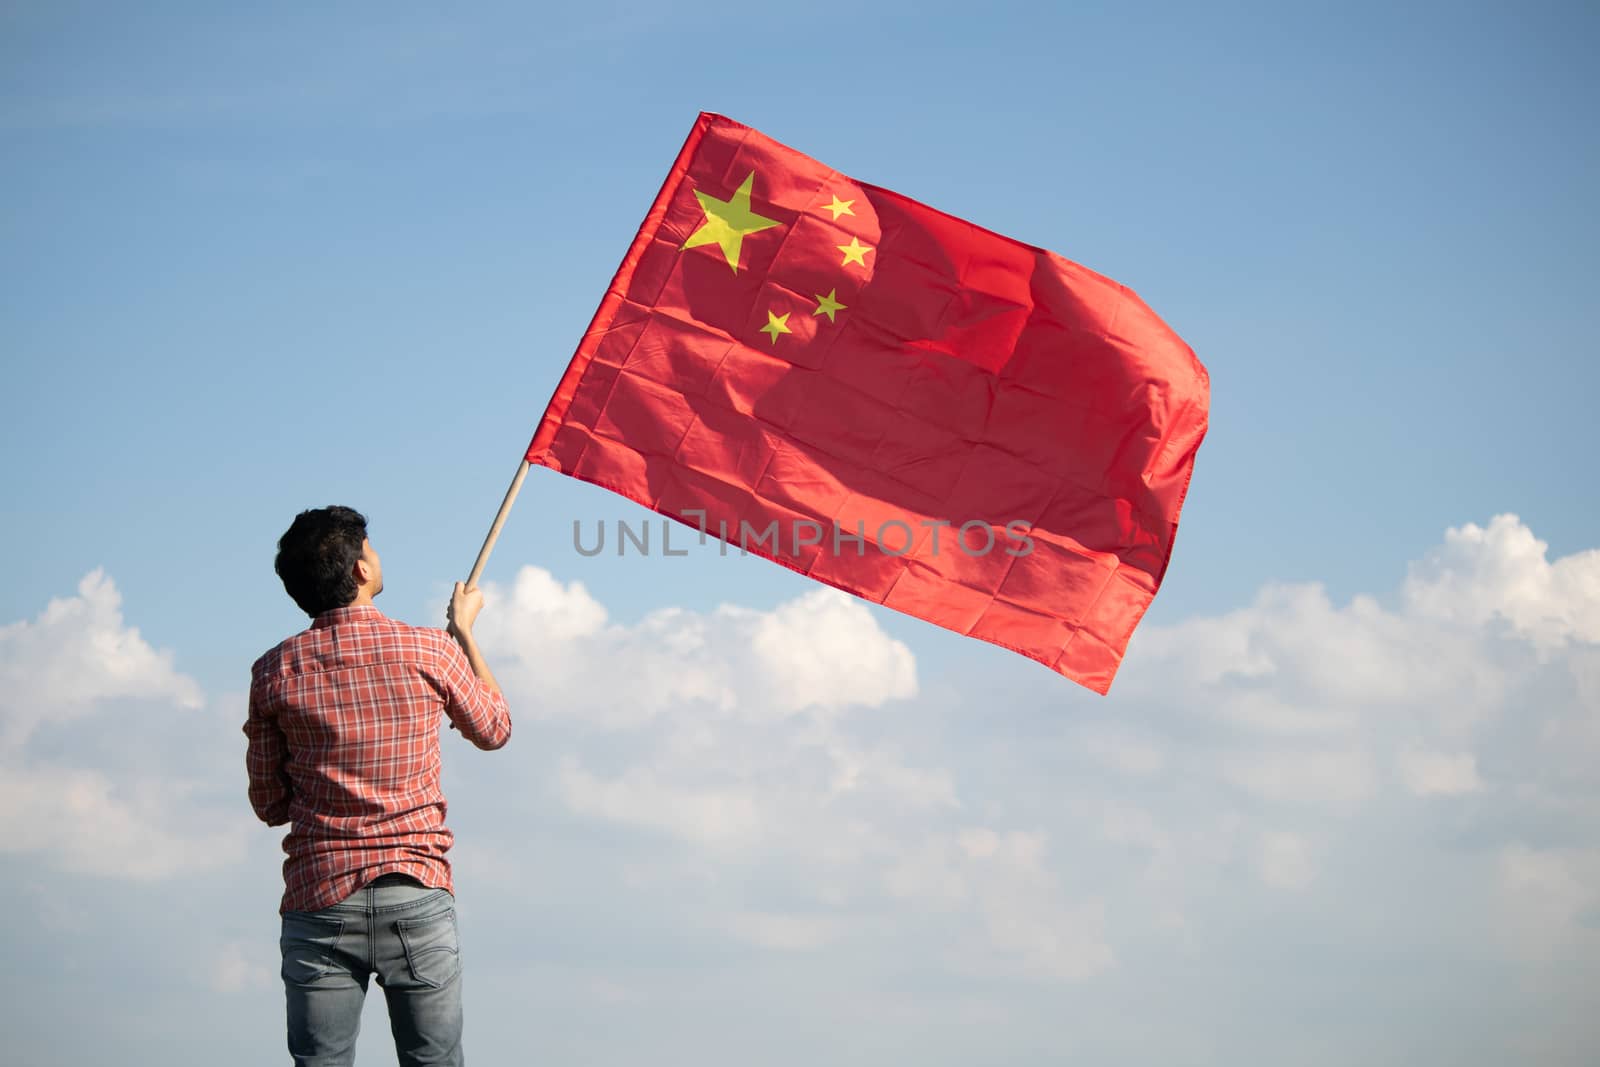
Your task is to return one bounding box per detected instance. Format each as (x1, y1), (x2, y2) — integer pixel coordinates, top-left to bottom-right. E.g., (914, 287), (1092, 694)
(248, 604), (511, 915)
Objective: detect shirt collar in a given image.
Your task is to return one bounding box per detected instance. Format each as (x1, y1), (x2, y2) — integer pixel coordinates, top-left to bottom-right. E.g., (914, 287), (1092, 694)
(311, 603), (386, 630)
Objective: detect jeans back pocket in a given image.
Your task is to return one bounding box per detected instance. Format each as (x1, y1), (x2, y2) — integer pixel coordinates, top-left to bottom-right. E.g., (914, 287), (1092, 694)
(395, 906), (461, 990)
(280, 913), (345, 985)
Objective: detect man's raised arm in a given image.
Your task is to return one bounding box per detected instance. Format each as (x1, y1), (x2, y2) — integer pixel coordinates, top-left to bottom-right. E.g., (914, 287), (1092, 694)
(439, 581), (512, 750)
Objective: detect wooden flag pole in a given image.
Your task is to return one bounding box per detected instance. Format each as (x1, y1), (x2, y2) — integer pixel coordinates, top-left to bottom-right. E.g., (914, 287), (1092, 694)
(466, 459), (531, 588)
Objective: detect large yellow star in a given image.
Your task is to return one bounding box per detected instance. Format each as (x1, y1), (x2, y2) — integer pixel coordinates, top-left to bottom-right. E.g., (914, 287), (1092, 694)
(682, 171), (781, 273)
(760, 309), (792, 344)
(823, 195), (855, 220)
(813, 288), (846, 323)
(838, 236), (872, 268)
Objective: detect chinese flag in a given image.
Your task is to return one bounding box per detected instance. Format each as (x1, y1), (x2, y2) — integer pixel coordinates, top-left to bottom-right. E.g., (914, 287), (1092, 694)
(527, 113), (1208, 693)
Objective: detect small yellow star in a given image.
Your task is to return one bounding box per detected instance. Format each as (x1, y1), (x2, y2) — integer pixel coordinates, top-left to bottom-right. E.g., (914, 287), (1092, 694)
(823, 195), (855, 220)
(838, 236), (872, 268)
(759, 309), (793, 344)
(813, 288), (846, 323)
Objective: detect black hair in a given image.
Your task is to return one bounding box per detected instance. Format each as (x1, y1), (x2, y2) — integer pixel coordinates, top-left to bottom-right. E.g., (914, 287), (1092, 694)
(274, 506), (369, 617)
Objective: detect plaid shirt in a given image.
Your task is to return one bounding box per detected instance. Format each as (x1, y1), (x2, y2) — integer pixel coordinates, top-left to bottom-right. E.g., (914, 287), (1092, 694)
(245, 604), (511, 914)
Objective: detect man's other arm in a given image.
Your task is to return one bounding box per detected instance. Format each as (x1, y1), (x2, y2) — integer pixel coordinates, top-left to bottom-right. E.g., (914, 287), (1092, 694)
(243, 670), (292, 825)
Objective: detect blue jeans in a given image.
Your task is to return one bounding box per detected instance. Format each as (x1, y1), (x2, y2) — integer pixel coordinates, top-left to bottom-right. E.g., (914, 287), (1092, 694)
(280, 880), (464, 1066)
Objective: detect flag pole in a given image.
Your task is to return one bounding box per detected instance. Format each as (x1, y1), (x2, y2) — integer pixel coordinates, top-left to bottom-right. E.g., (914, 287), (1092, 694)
(466, 459), (531, 588)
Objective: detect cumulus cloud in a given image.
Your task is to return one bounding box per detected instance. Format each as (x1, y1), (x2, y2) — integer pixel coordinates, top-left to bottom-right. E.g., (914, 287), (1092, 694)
(0, 764), (243, 879)
(1495, 845), (1600, 962)
(1256, 830), (1317, 890)
(1075, 724), (1168, 777)
(0, 569), (201, 753)
(950, 828), (1114, 980)
(555, 755), (764, 847)
(747, 589), (919, 713)
(474, 575), (917, 726)
(469, 567), (1116, 978)
(1219, 746), (1379, 811)
(725, 911), (841, 952)
(1119, 516), (1597, 816)
(1096, 514), (1599, 974)
(455, 516), (1597, 1004)
(212, 939), (275, 994)
(1405, 514), (1600, 649)
(7, 514), (1598, 1061)
(0, 571), (242, 880)
(1396, 749), (1484, 796)
(1127, 581), (1512, 740)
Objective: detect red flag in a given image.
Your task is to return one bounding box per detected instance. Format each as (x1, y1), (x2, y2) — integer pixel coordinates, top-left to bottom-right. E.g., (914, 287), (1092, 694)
(527, 113), (1208, 693)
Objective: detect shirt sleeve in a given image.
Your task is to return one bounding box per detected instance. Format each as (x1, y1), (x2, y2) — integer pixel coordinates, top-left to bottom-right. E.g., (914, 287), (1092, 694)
(244, 668), (293, 826)
(434, 635), (513, 751)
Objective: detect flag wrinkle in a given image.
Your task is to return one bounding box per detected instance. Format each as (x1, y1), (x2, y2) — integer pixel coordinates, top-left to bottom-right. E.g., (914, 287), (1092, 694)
(595, 342), (1178, 569)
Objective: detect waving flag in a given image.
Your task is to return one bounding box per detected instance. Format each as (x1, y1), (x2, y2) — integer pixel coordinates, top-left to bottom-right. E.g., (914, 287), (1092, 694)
(526, 113), (1208, 693)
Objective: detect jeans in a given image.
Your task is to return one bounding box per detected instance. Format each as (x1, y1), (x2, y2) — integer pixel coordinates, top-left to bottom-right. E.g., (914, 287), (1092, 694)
(280, 879), (464, 1066)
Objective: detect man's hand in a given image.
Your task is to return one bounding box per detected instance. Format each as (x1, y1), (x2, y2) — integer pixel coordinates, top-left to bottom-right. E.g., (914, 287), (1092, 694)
(441, 580), (509, 741)
(448, 581), (484, 637)
(446, 581), (502, 697)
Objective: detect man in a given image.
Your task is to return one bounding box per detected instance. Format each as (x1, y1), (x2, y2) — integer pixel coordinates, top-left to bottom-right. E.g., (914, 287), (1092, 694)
(245, 506), (511, 1067)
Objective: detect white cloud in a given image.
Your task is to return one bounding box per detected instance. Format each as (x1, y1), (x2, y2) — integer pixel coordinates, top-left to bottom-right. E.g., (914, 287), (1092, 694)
(1397, 749), (1484, 796)
(1100, 513), (1598, 986)
(0, 764), (244, 880)
(873, 826), (1114, 980)
(0, 569), (201, 752)
(7, 515), (1599, 1062)
(1219, 747), (1378, 811)
(474, 572), (916, 727)
(953, 828), (1114, 980)
(1405, 514), (1600, 649)
(488, 564), (609, 643)
(1495, 845), (1600, 962)
(1076, 725), (1167, 776)
(747, 589), (919, 714)
(830, 745), (960, 809)
(1118, 516), (1598, 826)
(1257, 831), (1317, 890)
(1128, 581), (1510, 739)
(212, 939), (274, 994)
(726, 911), (840, 951)
(555, 755), (763, 847)
(461, 518), (1600, 1000)
(470, 567), (1121, 979)
(0, 571), (239, 881)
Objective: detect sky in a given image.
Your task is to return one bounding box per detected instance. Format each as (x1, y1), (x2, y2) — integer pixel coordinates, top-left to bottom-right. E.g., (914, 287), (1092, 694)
(1, 1), (1597, 1063)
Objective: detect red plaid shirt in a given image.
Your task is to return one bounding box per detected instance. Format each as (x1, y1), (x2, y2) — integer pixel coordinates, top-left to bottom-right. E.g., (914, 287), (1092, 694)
(245, 604), (511, 914)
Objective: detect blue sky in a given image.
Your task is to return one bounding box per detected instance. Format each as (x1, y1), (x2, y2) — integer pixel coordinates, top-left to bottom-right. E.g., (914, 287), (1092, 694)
(2, 2), (1597, 1064)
